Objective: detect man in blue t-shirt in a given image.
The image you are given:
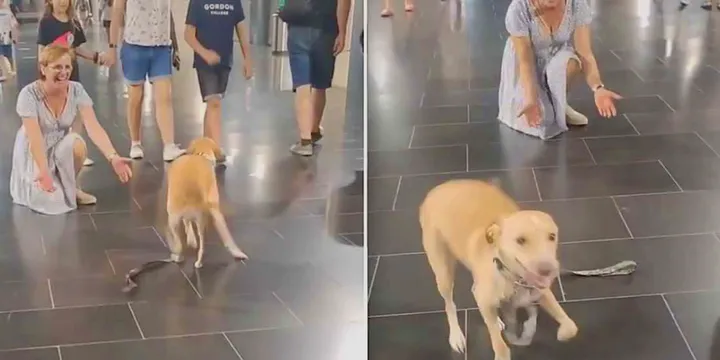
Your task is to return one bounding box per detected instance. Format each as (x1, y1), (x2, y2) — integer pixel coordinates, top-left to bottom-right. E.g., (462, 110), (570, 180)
(185, 0), (253, 162)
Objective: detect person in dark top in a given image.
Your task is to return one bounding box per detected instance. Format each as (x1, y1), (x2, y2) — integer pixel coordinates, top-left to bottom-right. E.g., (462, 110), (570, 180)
(37, 0), (106, 166)
(184, 0), (254, 163)
(284, 0), (351, 157)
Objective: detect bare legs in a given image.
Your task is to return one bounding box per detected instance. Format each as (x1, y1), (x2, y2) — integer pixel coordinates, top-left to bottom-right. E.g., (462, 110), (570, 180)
(126, 79), (185, 161)
(565, 58), (588, 126)
(381, 0), (414, 16)
(203, 97), (222, 147)
(72, 139), (96, 205)
(290, 86), (326, 156)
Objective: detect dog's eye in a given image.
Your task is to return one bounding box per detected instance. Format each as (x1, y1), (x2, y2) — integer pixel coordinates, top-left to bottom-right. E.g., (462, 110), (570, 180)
(549, 233), (557, 242)
(516, 237), (526, 245)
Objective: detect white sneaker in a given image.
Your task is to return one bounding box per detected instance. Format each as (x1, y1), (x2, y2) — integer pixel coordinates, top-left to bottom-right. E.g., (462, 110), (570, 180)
(83, 158), (94, 166)
(566, 105), (589, 126)
(163, 143), (186, 162)
(129, 143), (144, 159)
(76, 189), (97, 205)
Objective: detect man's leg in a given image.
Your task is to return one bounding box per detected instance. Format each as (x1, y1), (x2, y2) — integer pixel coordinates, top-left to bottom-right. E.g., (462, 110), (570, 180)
(120, 43), (150, 159)
(287, 26), (315, 156)
(197, 66), (228, 162)
(308, 32), (338, 144)
(148, 46), (184, 161)
(310, 88), (326, 142)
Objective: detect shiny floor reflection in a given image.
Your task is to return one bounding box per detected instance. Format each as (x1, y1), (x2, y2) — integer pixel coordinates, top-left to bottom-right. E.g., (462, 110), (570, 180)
(368, 0), (720, 359)
(0, 22), (364, 360)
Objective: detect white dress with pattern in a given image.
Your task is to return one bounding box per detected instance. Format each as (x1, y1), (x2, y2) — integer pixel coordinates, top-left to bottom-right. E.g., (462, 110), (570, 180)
(498, 0), (593, 140)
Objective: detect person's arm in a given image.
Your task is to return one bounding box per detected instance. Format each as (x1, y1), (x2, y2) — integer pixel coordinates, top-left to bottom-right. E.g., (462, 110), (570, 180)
(573, 25), (602, 91)
(184, 0), (209, 56)
(71, 20), (100, 63)
(511, 36), (538, 102)
(36, 19), (48, 56)
(17, 89), (50, 175)
(169, 14), (179, 52)
(336, 0), (351, 36)
(234, 21), (251, 62)
(75, 86), (119, 159)
(108, 0), (126, 47)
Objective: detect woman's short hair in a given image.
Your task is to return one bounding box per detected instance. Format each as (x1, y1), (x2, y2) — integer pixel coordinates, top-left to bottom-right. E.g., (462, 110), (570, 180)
(38, 45), (73, 80)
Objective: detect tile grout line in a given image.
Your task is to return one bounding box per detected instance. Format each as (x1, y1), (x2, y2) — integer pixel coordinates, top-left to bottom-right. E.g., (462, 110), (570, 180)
(104, 251), (117, 275)
(622, 114), (641, 135)
(581, 139), (597, 164)
(222, 333), (245, 360)
(464, 310), (468, 360)
(127, 303), (146, 339)
(56, 346), (62, 360)
(661, 295), (698, 360)
(179, 268), (203, 299)
(530, 168), (543, 201)
(368, 256), (381, 300)
(271, 292), (304, 326)
(694, 131), (720, 158)
(391, 176), (403, 211)
(88, 214), (98, 231)
(657, 160), (683, 192)
(408, 126), (416, 148)
(556, 274), (567, 302)
(368, 288), (719, 319)
(465, 144), (469, 172)
(47, 279), (55, 309)
(610, 196), (634, 239)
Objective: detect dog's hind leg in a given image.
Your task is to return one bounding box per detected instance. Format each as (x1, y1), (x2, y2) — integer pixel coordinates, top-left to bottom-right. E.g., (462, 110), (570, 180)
(194, 217), (206, 269)
(422, 225), (464, 353)
(184, 219), (198, 249)
(209, 208), (248, 260)
(167, 213), (185, 263)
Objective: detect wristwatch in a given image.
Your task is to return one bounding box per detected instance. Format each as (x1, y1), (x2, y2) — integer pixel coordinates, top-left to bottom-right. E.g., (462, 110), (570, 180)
(592, 84), (605, 92)
(109, 43), (116, 49)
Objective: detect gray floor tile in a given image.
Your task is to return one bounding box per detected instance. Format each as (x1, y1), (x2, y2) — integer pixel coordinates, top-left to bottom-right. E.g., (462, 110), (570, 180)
(665, 290), (720, 360)
(585, 133), (717, 164)
(59, 335), (240, 360)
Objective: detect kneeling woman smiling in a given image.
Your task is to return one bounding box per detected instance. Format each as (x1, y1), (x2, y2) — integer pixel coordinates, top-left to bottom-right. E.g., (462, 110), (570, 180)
(10, 45), (132, 215)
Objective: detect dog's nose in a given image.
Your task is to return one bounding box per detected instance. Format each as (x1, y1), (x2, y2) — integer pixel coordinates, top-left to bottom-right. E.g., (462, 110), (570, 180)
(536, 262), (556, 277)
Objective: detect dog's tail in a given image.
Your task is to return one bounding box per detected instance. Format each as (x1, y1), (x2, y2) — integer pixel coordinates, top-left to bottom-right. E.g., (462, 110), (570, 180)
(202, 204), (248, 260)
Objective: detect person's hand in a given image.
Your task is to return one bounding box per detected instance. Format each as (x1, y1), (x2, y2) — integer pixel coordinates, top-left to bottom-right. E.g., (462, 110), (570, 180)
(242, 59), (254, 79)
(518, 100), (542, 128)
(333, 32), (346, 56)
(101, 48), (116, 67)
(594, 87), (622, 118)
(110, 157), (133, 183)
(201, 50), (221, 65)
(35, 171), (55, 192)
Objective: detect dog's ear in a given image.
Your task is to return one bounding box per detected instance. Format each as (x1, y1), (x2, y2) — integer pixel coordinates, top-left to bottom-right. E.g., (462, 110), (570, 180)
(486, 222), (501, 244)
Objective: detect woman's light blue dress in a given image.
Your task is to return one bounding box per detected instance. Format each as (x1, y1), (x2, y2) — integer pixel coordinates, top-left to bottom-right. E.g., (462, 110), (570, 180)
(10, 81), (92, 215)
(498, 0), (593, 140)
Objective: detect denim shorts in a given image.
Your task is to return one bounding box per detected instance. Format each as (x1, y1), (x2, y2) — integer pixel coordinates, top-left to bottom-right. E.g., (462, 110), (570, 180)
(0, 44), (12, 60)
(120, 42), (173, 85)
(287, 26), (336, 90)
(196, 65), (230, 101)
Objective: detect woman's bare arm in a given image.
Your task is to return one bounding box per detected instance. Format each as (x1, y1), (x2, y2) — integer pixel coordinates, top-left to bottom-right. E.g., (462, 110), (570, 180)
(79, 105), (118, 159)
(510, 36), (539, 102)
(573, 25), (602, 90)
(22, 117), (51, 175)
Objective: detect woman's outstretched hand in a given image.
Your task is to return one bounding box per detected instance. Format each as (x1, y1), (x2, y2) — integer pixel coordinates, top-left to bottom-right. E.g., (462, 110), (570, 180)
(35, 171), (55, 192)
(110, 157), (133, 183)
(594, 88), (622, 118)
(518, 101), (542, 128)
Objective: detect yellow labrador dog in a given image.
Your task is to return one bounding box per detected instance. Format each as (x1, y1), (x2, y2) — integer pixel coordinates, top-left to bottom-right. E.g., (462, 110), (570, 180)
(419, 180), (577, 360)
(166, 137), (248, 268)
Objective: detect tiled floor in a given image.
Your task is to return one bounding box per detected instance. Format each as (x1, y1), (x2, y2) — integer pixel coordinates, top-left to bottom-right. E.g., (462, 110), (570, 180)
(368, 0), (720, 358)
(0, 16), (364, 360)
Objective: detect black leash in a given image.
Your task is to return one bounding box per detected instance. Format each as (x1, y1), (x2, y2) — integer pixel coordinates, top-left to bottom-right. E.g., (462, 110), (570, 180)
(122, 259), (176, 293)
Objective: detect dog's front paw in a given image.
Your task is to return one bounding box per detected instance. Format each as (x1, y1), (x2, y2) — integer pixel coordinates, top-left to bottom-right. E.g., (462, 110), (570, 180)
(230, 249), (248, 260)
(557, 319), (578, 341)
(170, 254), (184, 263)
(492, 341), (511, 360)
(448, 328), (466, 353)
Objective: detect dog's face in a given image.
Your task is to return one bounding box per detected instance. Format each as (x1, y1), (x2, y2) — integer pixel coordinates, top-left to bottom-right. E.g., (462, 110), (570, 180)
(187, 137), (222, 161)
(488, 210), (559, 289)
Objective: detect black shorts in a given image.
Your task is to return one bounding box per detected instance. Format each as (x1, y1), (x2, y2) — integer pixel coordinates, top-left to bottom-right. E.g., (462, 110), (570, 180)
(196, 66), (230, 101)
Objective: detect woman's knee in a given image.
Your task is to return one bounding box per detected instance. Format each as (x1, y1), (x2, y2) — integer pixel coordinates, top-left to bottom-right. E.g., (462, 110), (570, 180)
(567, 58), (582, 78)
(72, 138), (87, 159)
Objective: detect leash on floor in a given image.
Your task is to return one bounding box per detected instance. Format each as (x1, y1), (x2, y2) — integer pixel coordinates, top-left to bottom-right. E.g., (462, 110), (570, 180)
(561, 260), (637, 277)
(122, 259), (176, 293)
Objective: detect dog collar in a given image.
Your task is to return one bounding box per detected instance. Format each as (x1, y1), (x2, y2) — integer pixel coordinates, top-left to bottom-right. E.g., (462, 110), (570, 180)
(493, 256), (536, 290)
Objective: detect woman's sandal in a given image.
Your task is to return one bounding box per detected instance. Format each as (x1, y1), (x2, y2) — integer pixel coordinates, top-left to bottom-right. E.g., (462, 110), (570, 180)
(405, 2), (415, 11)
(381, 8), (393, 17)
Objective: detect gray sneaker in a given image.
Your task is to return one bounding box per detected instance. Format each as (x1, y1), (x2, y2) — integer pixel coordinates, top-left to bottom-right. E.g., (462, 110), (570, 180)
(290, 141), (313, 156)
